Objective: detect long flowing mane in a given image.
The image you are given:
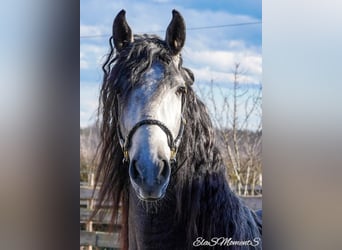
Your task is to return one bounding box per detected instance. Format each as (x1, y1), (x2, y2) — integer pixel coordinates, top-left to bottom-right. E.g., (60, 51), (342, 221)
(94, 34), (261, 249)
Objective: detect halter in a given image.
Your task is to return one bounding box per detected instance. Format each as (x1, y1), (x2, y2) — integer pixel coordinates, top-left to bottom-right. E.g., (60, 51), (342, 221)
(116, 92), (187, 167)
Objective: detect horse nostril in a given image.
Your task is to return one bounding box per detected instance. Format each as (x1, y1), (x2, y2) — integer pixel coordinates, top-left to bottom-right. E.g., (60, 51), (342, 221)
(159, 160), (170, 180)
(130, 160), (141, 180)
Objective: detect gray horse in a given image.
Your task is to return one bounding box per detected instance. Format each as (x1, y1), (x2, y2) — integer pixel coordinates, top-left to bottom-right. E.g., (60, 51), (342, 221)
(94, 9), (262, 250)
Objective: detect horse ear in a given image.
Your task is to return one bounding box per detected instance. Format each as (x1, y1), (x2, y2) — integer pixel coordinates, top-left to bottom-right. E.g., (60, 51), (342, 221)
(113, 9), (133, 52)
(165, 10), (186, 55)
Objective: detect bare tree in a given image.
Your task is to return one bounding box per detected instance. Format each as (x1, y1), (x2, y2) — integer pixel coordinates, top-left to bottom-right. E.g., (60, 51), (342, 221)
(197, 63), (262, 196)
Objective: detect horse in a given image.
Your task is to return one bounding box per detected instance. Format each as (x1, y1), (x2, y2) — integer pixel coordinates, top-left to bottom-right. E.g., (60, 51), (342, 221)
(94, 9), (262, 250)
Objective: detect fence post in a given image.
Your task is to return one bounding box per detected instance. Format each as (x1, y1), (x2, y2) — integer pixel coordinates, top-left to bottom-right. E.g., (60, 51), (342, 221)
(86, 172), (95, 250)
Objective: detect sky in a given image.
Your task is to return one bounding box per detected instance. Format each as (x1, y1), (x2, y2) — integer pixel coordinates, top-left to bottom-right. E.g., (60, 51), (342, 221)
(80, 0), (262, 128)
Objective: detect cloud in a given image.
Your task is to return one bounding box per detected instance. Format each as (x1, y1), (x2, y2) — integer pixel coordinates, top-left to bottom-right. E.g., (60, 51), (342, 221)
(80, 82), (100, 128)
(186, 48), (261, 72)
(80, 24), (104, 37)
(80, 44), (108, 71)
(183, 41), (262, 85)
(192, 67), (259, 86)
(80, 0), (262, 127)
(80, 52), (89, 69)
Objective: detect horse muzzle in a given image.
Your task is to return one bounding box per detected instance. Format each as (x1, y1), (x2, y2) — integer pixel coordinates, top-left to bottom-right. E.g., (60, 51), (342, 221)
(129, 156), (171, 201)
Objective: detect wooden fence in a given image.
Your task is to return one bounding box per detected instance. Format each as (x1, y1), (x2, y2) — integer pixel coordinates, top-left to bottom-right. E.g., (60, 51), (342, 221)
(239, 195), (262, 211)
(80, 172), (262, 249)
(80, 172), (120, 250)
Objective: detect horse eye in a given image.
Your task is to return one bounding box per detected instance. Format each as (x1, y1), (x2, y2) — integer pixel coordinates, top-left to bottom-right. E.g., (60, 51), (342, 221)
(176, 86), (187, 95)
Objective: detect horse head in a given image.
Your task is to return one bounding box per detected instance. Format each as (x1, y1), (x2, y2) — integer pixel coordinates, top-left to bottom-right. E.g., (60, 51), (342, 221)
(112, 10), (194, 201)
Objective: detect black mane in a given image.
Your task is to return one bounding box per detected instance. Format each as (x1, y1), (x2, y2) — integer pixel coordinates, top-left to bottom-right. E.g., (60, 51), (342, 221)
(95, 34), (262, 250)
(104, 34), (175, 96)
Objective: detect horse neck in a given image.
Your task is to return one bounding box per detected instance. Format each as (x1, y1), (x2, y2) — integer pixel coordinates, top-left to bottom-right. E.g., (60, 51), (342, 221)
(127, 187), (186, 250)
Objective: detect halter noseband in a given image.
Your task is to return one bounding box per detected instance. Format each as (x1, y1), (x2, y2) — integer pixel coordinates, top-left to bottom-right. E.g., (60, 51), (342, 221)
(116, 93), (187, 166)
